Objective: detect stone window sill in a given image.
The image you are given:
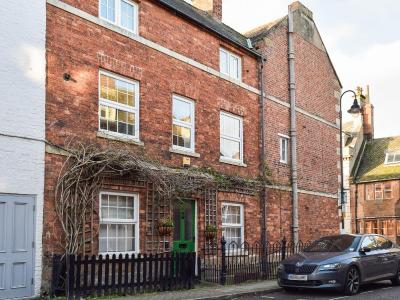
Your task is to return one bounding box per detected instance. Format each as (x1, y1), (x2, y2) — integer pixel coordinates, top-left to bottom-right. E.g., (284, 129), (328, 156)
(97, 131), (144, 146)
(219, 157), (247, 167)
(169, 147), (200, 158)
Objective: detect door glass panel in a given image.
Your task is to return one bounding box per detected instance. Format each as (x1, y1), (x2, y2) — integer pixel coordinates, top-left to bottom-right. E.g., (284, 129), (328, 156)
(173, 207), (181, 240)
(184, 205), (193, 241)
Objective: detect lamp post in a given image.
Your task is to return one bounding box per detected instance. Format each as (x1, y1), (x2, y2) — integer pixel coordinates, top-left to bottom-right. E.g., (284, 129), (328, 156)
(339, 90), (362, 230)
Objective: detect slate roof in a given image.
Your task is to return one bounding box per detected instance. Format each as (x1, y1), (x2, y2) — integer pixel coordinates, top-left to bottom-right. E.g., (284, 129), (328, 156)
(245, 17), (287, 40)
(156, 0), (260, 57)
(355, 136), (400, 182)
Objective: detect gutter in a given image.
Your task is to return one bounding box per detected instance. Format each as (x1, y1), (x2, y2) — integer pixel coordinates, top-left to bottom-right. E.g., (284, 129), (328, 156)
(288, 8), (299, 244)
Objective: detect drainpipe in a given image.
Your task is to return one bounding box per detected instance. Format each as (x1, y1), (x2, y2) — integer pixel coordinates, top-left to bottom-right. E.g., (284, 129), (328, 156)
(355, 182), (359, 233)
(288, 8), (299, 244)
(259, 53), (267, 245)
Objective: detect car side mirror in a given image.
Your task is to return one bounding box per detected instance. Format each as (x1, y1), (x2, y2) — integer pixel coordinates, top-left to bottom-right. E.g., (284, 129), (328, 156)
(360, 247), (371, 253)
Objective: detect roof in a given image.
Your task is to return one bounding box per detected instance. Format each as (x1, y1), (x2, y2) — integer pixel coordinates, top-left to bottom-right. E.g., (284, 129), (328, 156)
(155, 0), (260, 57)
(245, 17), (287, 40)
(355, 136), (400, 182)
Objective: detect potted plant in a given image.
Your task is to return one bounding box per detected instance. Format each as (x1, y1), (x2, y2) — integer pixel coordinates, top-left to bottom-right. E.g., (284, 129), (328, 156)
(204, 224), (217, 240)
(158, 217), (174, 236)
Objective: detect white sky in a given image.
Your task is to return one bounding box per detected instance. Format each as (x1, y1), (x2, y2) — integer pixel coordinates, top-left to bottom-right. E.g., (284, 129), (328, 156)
(222, 0), (400, 138)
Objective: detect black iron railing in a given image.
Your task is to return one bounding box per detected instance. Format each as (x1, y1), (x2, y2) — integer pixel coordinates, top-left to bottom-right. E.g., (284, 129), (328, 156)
(198, 237), (311, 285)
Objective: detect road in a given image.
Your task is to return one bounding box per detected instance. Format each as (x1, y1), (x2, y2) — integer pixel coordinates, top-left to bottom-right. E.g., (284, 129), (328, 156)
(236, 281), (400, 300)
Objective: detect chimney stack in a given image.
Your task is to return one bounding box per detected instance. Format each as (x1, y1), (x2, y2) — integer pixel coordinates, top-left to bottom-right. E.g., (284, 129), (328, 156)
(192, 0), (222, 20)
(359, 86), (374, 140)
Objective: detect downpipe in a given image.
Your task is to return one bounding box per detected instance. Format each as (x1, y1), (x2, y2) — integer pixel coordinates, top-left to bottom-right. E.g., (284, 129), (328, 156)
(288, 8), (299, 244)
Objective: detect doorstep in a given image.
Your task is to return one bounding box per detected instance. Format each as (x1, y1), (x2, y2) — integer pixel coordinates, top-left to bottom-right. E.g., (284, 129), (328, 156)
(111, 280), (281, 300)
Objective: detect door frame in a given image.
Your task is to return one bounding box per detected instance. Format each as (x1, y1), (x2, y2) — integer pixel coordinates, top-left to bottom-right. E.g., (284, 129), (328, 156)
(0, 193), (36, 299)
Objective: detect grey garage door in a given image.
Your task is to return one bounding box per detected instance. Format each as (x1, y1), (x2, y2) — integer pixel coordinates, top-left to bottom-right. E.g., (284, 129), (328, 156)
(0, 194), (35, 299)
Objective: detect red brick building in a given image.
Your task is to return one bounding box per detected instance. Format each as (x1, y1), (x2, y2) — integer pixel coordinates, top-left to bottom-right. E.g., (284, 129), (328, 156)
(247, 2), (342, 242)
(42, 0), (341, 287)
(350, 135), (400, 244)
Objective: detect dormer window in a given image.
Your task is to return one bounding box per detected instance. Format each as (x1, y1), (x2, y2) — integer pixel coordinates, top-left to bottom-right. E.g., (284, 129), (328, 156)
(385, 152), (400, 165)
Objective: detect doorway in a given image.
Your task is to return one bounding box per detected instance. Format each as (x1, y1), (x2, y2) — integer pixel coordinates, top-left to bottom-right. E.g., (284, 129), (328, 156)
(172, 200), (196, 253)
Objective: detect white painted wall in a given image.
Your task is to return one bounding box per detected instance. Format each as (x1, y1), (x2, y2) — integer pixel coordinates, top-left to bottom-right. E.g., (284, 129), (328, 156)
(0, 0), (46, 296)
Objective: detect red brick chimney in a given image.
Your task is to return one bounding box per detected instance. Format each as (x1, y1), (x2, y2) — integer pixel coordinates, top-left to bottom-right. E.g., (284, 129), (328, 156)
(360, 86), (374, 140)
(192, 0), (222, 20)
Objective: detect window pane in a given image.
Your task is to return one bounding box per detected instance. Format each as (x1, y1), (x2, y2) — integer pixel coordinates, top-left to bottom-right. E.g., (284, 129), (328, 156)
(109, 195), (118, 206)
(100, 0), (115, 22)
(173, 99), (192, 123)
(108, 0), (115, 22)
(173, 124), (191, 148)
(220, 50), (229, 74)
(220, 114), (240, 138)
(222, 227), (242, 248)
(220, 138), (240, 160)
(121, 1), (135, 31)
(230, 55), (239, 79)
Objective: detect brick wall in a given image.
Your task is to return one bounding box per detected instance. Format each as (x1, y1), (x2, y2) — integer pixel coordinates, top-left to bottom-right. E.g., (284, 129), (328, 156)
(254, 8), (341, 241)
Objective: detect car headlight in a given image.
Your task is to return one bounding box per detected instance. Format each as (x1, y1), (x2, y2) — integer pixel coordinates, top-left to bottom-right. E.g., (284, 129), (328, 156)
(278, 263), (284, 271)
(318, 263), (342, 272)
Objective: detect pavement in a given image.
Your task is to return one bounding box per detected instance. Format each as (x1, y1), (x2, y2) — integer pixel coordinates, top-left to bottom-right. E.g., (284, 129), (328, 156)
(112, 280), (281, 300)
(237, 280), (400, 300)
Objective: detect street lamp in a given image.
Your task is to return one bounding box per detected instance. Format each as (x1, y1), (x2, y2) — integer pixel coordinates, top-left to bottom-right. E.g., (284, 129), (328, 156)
(339, 90), (362, 230)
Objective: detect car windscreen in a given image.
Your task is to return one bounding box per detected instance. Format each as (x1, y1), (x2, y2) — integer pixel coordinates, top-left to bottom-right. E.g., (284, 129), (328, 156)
(303, 235), (357, 252)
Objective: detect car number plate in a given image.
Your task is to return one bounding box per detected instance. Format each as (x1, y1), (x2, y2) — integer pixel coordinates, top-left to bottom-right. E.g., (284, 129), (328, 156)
(288, 274), (308, 281)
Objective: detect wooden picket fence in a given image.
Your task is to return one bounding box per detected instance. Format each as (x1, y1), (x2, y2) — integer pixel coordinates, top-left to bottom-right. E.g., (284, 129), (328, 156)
(52, 252), (196, 299)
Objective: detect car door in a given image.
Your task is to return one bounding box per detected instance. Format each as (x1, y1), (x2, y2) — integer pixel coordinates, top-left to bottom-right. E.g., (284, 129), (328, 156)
(358, 235), (380, 282)
(375, 235), (397, 277)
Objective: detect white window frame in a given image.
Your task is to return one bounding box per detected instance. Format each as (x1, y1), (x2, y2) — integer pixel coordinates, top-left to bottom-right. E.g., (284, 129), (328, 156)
(221, 202), (244, 247)
(385, 152), (400, 165)
(98, 70), (140, 141)
(219, 48), (242, 81)
(172, 94), (195, 153)
(279, 134), (289, 164)
(220, 112), (244, 163)
(99, 191), (140, 255)
(99, 0), (139, 34)
(374, 183), (383, 200)
(384, 182), (392, 199)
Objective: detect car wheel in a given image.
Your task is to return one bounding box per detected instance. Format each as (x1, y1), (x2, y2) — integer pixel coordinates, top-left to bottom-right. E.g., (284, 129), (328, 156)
(343, 266), (360, 296)
(391, 263), (400, 286)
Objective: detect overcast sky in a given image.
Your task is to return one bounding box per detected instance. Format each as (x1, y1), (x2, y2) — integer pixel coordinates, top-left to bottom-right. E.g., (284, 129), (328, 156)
(222, 0), (400, 138)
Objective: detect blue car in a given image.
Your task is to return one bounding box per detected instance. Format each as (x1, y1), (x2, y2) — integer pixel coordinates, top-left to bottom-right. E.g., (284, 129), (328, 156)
(277, 234), (400, 295)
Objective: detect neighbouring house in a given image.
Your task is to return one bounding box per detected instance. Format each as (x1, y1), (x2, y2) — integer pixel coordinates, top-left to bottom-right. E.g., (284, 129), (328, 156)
(350, 135), (400, 244)
(341, 87), (370, 234)
(347, 87), (400, 244)
(40, 0), (342, 291)
(247, 1), (342, 241)
(0, 1), (46, 299)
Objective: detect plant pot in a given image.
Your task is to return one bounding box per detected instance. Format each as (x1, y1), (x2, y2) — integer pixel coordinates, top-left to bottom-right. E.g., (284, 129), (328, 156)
(204, 230), (217, 240)
(158, 225), (174, 236)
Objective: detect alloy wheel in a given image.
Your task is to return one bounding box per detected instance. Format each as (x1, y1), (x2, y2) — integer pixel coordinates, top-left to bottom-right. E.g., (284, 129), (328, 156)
(346, 267), (360, 295)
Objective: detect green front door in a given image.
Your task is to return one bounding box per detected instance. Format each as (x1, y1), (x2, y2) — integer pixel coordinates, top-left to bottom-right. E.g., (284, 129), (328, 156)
(173, 200), (195, 253)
